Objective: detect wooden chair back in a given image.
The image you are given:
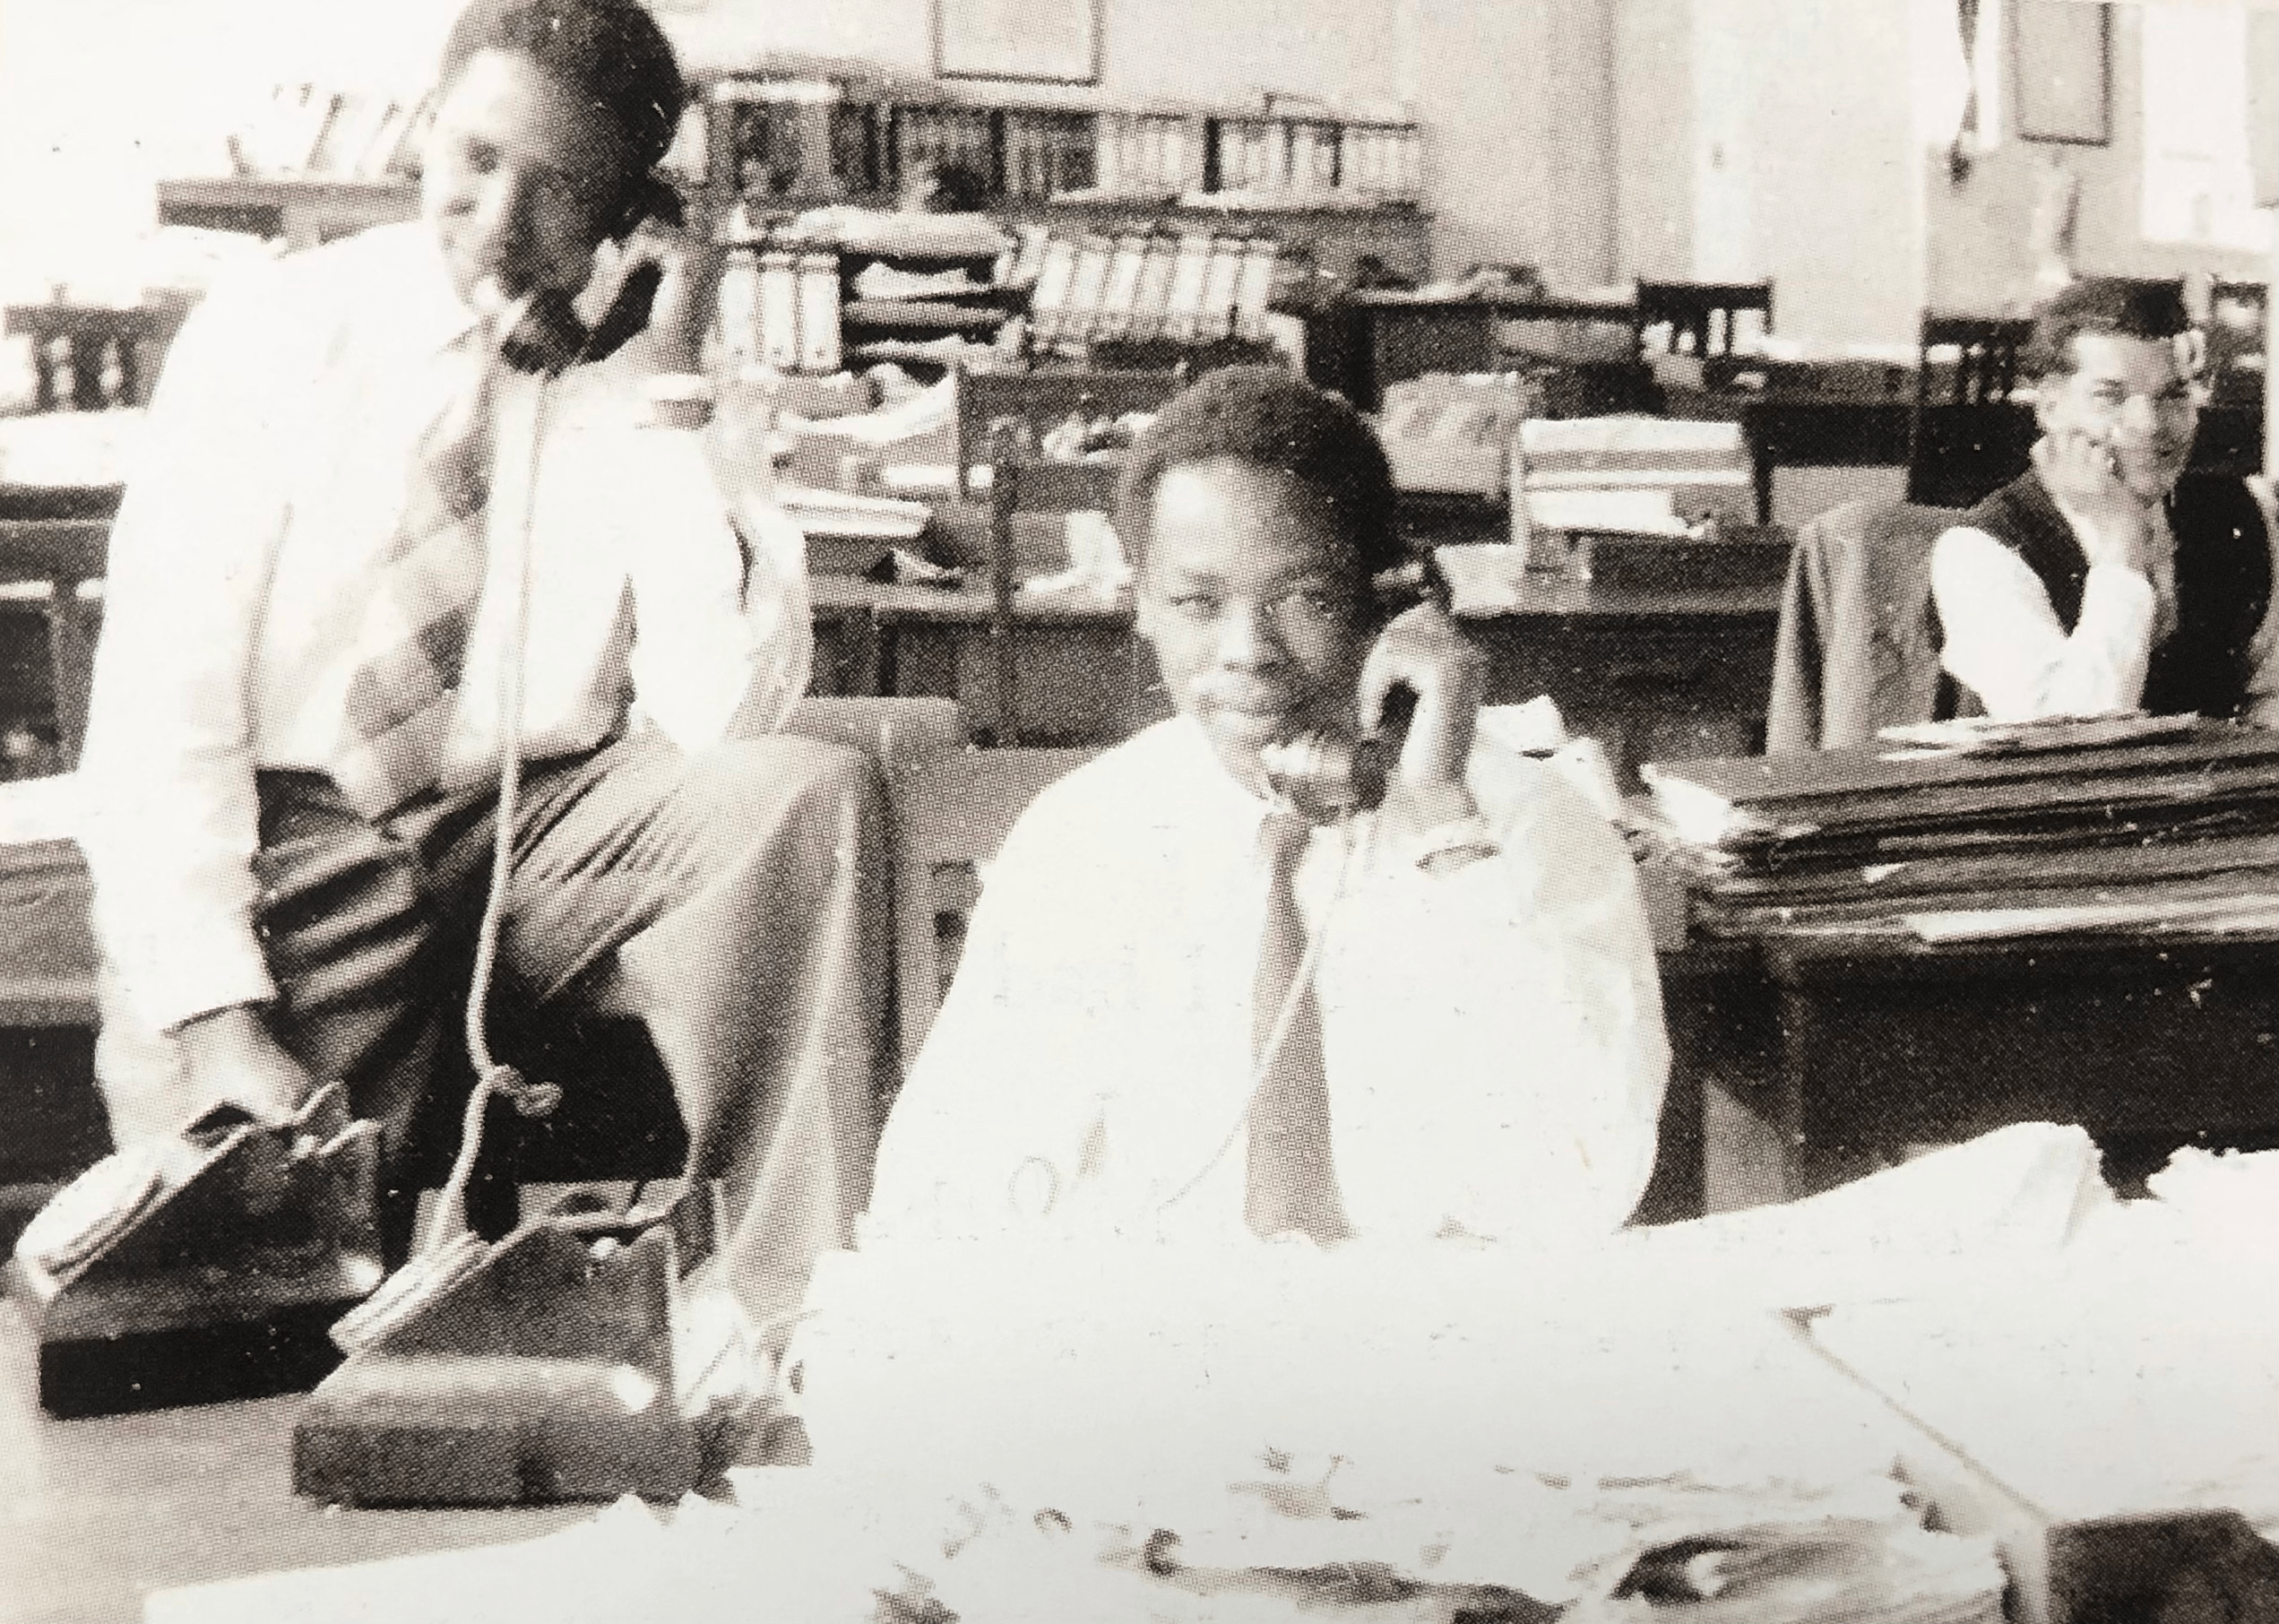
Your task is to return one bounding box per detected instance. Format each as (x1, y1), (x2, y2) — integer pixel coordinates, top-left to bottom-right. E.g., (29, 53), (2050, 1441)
(1636, 280), (1774, 358)
(1908, 314), (2036, 510)
(1915, 313), (2032, 407)
(0, 521), (108, 773)
(982, 423), (1125, 746)
(4, 304), (186, 413)
(889, 745), (1098, 1068)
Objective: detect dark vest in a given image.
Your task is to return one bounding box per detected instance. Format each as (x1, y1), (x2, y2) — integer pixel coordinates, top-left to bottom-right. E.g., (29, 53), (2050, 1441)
(1956, 468), (2273, 721)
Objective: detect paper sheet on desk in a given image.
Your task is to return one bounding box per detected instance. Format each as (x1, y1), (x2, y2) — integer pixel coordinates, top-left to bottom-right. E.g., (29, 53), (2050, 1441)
(785, 1128), (2104, 1515)
(1808, 1145), (2279, 1535)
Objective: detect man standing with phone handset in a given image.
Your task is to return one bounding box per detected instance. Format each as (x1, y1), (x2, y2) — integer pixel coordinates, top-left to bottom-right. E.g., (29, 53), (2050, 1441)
(77, 0), (883, 1341)
(867, 368), (1669, 1248)
(1929, 278), (2278, 725)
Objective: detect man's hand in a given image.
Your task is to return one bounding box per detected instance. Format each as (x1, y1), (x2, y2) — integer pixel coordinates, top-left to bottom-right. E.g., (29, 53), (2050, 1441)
(1359, 602), (1489, 828)
(175, 1005), (313, 1124)
(2037, 429), (2155, 576)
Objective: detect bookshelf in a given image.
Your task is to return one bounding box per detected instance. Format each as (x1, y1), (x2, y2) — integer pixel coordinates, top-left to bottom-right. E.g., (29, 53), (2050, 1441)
(696, 70), (1429, 279)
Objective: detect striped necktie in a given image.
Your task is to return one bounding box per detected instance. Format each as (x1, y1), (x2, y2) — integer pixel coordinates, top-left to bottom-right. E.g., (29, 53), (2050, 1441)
(331, 324), (500, 821)
(1245, 810), (1351, 1245)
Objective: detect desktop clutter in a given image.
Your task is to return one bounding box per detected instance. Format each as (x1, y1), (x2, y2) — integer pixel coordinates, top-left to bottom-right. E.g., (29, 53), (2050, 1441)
(129, 1117), (2279, 1624)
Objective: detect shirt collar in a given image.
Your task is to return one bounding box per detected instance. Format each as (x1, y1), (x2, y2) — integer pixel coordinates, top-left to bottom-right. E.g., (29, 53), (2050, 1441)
(1161, 715), (1295, 844)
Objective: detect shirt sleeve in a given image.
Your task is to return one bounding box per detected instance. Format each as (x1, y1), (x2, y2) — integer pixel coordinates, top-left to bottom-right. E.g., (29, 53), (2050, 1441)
(1325, 764), (1670, 1243)
(76, 273), (292, 1033)
(1930, 525), (2157, 720)
(2243, 478), (2279, 730)
(621, 427), (813, 747)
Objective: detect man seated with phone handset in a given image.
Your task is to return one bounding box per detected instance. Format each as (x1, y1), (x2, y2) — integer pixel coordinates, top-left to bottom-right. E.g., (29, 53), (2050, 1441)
(866, 368), (1669, 1248)
(1929, 277), (2278, 727)
(75, 0), (880, 1342)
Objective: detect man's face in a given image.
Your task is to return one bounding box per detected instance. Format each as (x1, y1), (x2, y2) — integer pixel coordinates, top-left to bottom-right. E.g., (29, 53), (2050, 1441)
(2037, 330), (2202, 502)
(422, 48), (629, 306)
(1135, 457), (1376, 789)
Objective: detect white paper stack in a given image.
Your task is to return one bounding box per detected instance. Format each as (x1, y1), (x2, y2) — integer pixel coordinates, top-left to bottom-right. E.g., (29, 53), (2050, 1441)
(1519, 415), (1753, 532)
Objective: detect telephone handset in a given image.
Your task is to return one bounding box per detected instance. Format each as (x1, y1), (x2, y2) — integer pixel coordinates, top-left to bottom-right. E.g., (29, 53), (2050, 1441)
(500, 171), (684, 376)
(1263, 557), (1454, 824)
(503, 258), (665, 376)
(1264, 683), (1416, 825)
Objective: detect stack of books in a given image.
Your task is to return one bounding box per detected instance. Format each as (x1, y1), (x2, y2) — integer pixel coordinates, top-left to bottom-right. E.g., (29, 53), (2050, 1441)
(1636, 716), (2279, 945)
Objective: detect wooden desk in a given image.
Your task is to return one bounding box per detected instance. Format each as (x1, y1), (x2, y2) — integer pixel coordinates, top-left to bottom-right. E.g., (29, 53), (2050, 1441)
(809, 571), (1785, 778)
(155, 177), (419, 253)
(1660, 926), (2279, 1215)
(1348, 290), (1650, 414)
(810, 574), (1149, 746)
(0, 1306), (588, 1624)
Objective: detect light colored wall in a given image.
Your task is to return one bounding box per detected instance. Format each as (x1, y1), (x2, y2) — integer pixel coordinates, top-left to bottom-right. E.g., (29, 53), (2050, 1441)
(1407, 0), (1619, 291)
(1611, 0), (1927, 346)
(1613, 0), (1692, 281)
(0, 0), (459, 299)
(1926, 6), (2267, 314)
(668, 0), (1403, 110)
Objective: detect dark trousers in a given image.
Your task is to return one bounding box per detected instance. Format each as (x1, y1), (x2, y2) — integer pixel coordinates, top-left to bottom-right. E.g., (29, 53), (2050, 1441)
(251, 727), (885, 1340)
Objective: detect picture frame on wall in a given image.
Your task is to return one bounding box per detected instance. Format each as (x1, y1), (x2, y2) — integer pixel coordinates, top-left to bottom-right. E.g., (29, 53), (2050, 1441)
(936, 0), (1101, 85)
(2012, 0), (2111, 147)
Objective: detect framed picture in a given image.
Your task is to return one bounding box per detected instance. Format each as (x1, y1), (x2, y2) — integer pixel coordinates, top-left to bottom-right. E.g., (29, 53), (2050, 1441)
(936, 0), (1101, 85)
(2012, 0), (2110, 146)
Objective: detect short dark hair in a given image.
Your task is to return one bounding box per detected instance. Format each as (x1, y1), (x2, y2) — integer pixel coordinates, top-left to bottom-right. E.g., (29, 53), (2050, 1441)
(2024, 277), (2194, 382)
(1114, 367), (1404, 583)
(439, 0), (686, 182)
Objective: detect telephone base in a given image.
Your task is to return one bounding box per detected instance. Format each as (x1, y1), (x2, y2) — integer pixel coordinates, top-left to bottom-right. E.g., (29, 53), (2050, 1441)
(292, 1218), (697, 1507)
(294, 1355), (698, 1507)
(22, 1287), (349, 1418)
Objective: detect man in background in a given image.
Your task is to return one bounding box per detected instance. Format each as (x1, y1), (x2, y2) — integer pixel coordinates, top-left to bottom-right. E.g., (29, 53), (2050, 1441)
(1930, 278), (2277, 725)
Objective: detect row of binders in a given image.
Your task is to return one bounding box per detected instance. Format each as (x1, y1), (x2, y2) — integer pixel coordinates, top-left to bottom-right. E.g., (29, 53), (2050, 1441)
(1022, 229), (1280, 347)
(715, 244), (844, 376)
(230, 84), (432, 182)
(1210, 117), (1424, 202)
(1636, 715), (2279, 946)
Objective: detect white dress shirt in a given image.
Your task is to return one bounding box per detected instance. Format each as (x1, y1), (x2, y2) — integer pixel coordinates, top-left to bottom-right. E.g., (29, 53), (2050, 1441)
(79, 222), (811, 1035)
(1930, 475), (2279, 723)
(866, 717), (1670, 1248)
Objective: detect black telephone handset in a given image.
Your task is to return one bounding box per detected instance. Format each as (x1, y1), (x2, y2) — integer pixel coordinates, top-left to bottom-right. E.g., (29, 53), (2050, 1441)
(500, 174), (683, 377)
(1265, 559), (1447, 825)
(503, 257), (666, 377)
(1265, 684), (1416, 825)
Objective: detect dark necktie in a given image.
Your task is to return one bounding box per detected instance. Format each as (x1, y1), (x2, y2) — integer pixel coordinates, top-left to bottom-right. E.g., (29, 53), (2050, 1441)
(331, 324), (500, 821)
(1246, 811), (1351, 1244)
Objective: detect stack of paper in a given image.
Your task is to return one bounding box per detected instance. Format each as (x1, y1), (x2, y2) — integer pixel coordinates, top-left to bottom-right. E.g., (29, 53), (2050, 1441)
(1518, 416), (1753, 533)
(1634, 721), (2279, 944)
(1377, 372), (1539, 496)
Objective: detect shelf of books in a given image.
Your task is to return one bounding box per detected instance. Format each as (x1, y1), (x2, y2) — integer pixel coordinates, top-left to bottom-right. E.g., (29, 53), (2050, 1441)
(696, 70), (1429, 279)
